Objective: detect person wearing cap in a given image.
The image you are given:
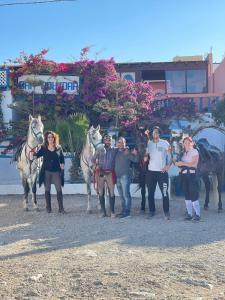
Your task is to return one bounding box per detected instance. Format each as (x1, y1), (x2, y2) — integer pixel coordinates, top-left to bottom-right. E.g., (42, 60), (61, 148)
(92, 134), (118, 217)
(175, 136), (200, 221)
(144, 126), (172, 220)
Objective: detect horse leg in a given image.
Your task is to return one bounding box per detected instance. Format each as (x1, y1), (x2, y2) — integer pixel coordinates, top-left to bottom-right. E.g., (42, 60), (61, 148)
(22, 177), (29, 211)
(202, 174), (210, 210)
(217, 173), (223, 212)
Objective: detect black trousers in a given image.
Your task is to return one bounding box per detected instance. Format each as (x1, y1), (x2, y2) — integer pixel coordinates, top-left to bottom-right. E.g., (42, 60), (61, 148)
(146, 170), (169, 214)
(181, 173), (199, 201)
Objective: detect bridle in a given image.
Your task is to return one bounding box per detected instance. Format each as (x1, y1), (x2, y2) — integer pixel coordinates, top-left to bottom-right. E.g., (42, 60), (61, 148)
(88, 131), (103, 150)
(25, 120), (43, 163)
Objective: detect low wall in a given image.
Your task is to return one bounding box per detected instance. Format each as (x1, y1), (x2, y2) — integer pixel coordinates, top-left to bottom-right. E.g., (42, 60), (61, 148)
(0, 183), (169, 199)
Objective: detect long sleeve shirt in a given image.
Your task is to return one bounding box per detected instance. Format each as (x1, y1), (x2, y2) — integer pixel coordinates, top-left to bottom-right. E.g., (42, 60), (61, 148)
(92, 147), (118, 170)
(35, 145), (64, 172)
(115, 149), (139, 177)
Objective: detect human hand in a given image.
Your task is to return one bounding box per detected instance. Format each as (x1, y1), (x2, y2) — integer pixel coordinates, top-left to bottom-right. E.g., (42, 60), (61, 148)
(175, 161), (183, 167)
(143, 154), (149, 162)
(60, 164), (65, 170)
(132, 148), (138, 155)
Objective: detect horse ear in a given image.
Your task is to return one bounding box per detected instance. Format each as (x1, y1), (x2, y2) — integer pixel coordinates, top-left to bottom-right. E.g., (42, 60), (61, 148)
(96, 125), (100, 131)
(37, 115), (42, 121)
(29, 115), (33, 121)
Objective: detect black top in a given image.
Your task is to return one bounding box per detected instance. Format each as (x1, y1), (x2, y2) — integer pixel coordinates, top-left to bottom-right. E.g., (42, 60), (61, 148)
(35, 146), (65, 172)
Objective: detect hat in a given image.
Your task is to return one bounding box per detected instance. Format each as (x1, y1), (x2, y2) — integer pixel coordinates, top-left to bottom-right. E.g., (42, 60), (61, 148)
(152, 126), (161, 134)
(103, 134), (112, 140)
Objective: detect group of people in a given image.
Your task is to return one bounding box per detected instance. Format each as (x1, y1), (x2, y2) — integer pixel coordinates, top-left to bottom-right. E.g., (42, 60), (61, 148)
(32, 126), (201, 222)
(92, 126), (201, 221)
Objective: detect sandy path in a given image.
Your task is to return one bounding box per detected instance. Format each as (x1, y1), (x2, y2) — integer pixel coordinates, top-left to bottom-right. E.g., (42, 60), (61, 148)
(1, 193), (225, 299)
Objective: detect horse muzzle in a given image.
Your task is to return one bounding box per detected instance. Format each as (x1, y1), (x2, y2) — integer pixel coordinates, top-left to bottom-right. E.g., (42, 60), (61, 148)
(38, 136), (44, 144)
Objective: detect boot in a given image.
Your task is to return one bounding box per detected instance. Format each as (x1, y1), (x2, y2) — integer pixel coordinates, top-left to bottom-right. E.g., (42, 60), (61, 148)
(45, 191), (51, 213)
(99, 195), (106, 217)
(57, 191), (65, 213)
(109, 196), (115, 215)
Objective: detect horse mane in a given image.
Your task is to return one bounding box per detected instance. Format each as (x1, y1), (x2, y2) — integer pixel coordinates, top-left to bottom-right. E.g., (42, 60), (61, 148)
(13, 142), (25, 162)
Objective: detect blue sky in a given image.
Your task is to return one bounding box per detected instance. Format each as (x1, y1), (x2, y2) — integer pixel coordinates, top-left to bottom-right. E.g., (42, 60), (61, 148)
(1, 0), (225, 64)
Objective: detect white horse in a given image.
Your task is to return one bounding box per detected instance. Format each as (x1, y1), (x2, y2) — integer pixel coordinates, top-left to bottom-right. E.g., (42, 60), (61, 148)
(80, 125), (105, 213)
(16, 115), (44, 211)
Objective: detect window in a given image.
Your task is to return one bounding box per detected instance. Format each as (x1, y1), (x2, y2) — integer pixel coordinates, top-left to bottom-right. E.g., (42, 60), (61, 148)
(142, 70), (165, 80)
(165, 69), (207, 94)
(166, 71), (186, 93)
(187, 70), (207, 93)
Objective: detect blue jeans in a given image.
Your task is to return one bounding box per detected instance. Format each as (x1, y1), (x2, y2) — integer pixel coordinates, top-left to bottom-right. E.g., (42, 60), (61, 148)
(116, 175), (132, 215)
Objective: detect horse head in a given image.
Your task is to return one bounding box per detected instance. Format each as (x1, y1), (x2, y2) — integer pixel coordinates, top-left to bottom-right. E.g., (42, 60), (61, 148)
(87, 125), (105, 152)
(170, 129), (184, 163)
(28, 115), (44, 146)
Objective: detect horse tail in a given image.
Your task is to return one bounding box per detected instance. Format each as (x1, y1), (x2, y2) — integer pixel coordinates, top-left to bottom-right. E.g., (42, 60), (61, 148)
(212, 174), (219, 207)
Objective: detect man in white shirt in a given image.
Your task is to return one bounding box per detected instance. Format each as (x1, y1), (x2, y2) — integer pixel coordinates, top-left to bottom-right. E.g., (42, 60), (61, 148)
(144, 126), (172, 220)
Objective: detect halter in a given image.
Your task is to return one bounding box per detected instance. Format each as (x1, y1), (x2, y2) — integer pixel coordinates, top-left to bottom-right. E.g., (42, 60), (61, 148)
(88, 131), (102, 150)
(25, 120), (43, 166)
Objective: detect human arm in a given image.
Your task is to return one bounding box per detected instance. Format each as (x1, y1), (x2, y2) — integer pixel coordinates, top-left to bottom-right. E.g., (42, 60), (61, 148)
(59, 147), (65, 170)
(33, 146), (44, 159)
(127, 148), (139, 163)
(175, 154), (199, 168)
(162, 145), (173, 173)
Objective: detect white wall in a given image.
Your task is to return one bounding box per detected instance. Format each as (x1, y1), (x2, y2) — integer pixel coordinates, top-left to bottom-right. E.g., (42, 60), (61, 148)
(1, 90), (13, 124)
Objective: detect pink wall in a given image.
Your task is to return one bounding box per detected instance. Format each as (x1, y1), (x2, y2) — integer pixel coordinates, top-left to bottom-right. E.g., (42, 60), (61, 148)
(213, 56), (225, 96)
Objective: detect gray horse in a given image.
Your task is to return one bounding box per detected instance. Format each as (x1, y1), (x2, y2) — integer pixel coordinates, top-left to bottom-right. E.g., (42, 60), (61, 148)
(80, 125), (105, 213)
(16, 115), (44, 211)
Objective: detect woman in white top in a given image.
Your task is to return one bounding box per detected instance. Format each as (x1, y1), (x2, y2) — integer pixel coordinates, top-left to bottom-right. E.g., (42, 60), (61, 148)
(175, 136), (200, 221)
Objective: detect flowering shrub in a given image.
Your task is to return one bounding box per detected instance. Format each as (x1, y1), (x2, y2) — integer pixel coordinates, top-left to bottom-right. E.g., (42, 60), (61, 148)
(5, 48), (197, 154)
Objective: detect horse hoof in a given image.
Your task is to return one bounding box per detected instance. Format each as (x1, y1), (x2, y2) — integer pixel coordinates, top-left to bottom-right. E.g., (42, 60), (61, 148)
(204, 206), (208, 211)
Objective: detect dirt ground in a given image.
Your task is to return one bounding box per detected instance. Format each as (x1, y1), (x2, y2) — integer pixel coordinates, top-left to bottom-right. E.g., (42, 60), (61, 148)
(1, 193), (225, 300)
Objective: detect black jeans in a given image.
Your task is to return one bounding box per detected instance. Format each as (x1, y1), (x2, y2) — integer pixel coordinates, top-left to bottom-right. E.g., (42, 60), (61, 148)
(146, 170), (169, 214)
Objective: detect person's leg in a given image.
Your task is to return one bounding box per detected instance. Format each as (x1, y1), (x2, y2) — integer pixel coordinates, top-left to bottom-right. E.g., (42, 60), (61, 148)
(105, 173), (115, 215)
(116, 176), (126, 215)
(97, 175), (106, 216)
(183, 174), (193, 219)
(158, 172), (170, 216)
(190, 174), (200, 220)
(52, 172), (65, 213)
(146, 171), (157, 215)
(181, 174), (193, 218)
(44, 171), (52, 213)
(123, 175), (132, 216)
(140, 172), (146, 211)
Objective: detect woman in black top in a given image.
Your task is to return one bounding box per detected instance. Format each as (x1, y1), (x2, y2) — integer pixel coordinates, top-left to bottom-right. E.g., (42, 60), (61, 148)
(35, 131), (65, 213)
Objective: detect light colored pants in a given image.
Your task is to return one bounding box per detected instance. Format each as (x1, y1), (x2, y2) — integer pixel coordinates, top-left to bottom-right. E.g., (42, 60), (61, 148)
(97, 172), (115, 197)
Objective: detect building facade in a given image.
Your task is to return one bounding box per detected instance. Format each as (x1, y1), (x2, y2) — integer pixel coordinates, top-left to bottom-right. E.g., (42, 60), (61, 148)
(116, 53), (225, 113)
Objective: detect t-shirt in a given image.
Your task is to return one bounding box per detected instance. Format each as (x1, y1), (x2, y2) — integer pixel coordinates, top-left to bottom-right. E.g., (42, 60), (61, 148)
(181, 148), (199, 168)
(146, 139), (170, 171)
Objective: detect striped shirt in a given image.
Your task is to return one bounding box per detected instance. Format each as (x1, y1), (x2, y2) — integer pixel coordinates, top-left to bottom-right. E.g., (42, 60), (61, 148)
(93, 147), (118, 170)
